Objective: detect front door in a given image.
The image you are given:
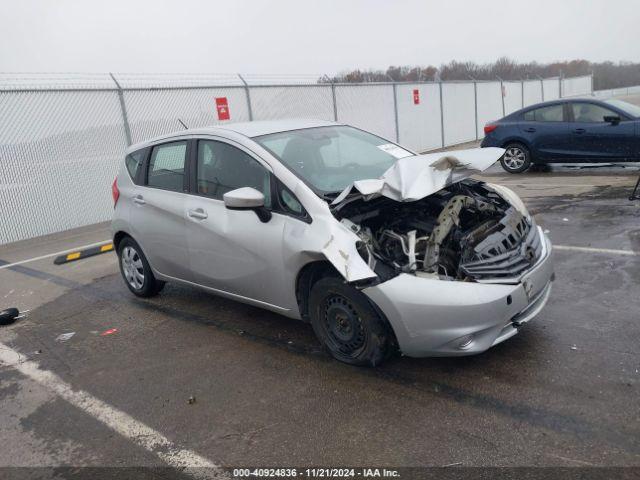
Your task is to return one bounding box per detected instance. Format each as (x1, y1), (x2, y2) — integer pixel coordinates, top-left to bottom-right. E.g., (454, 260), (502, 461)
(184, 138), (290, 309)
(568, 101), (636, 160)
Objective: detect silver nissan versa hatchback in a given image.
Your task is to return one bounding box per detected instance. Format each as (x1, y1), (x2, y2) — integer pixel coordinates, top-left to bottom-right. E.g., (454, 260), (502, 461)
(111, 119), (554, 366)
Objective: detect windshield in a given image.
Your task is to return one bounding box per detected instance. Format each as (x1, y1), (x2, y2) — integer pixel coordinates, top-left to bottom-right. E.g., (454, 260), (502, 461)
(254, 126), (413, 195)
(604, 99), (640, 118)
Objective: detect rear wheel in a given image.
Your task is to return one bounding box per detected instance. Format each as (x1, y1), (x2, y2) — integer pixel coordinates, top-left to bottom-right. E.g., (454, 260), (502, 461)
(308, 277), (391, 366)
(117, 237), (165, 297)
(500, 143), (531, 173)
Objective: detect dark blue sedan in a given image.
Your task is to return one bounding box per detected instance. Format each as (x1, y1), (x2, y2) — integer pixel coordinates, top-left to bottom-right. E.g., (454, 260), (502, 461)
(481, 98), (640, 173)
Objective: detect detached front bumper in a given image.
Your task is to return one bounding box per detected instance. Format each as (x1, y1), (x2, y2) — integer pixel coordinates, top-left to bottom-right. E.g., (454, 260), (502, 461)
(363, 228), (554, 357)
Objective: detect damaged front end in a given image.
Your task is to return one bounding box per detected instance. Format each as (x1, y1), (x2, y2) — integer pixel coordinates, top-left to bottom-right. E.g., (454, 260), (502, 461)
(333, 180), (542, 284)
(311, 147), (553, 357)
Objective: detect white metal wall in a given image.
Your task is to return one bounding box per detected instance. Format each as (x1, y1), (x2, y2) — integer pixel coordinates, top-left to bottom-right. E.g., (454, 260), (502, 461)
(523, 80), (543, 106)
(503, 81), (523, 115)
(396, 83), (442, 152)
(593, 84), (640, 99)
(0, 90), (127, 243)
(334, 85), (396, 140)
(543, 78), (560, 101)
(250, 86), (335, 122)
(561, 75), (592, 98)
(476, 82), (503, 138)
(0, 73), (594, 245)
(442, 83), (476, 146)
(123, 87), (251, 144)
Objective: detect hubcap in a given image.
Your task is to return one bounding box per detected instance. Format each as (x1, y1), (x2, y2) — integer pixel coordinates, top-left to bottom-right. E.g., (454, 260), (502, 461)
(503, 147), (526, 170)
(323, 295), (365, 355)
(121, 246), (144, 290)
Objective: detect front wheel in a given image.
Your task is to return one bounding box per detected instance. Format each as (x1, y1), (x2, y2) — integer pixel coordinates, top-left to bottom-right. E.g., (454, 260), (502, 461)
(308, 277), (392, 366)
(500, 143), (531, 173)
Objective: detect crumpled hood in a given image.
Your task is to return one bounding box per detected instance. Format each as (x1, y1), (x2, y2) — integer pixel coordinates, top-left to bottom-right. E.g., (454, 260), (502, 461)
(331, 147), (505, 205)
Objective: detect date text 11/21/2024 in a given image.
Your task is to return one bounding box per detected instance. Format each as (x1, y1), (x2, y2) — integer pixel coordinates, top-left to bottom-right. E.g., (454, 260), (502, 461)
(232, 468), (400, 478)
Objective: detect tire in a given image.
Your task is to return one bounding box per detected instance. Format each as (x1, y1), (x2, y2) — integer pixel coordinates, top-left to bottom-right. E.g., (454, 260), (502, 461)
(117, 237), (165, 297)
(500, 143), (531, 173)
(308, 276), (391, 366)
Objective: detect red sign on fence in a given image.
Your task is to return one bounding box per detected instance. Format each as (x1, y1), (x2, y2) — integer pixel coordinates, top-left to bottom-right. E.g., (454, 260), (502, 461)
(413, 89), (420, 105)
(216, 97), (230, 120)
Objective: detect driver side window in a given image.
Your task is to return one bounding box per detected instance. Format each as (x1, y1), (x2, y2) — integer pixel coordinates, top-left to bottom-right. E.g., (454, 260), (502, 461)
(571, 103), (617, 123)
(197, 140), (271, 208)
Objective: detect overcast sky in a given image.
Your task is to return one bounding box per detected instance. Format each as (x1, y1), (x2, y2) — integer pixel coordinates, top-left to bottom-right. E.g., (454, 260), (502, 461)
(1, 0), (638, 76)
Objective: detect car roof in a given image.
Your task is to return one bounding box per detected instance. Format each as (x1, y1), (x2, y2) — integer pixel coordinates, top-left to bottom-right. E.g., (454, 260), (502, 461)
(126, 119), (340, 153)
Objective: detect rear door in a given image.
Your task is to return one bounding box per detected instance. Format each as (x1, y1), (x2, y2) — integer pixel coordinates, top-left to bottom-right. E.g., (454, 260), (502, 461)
(518, 103), (572, 161)
(129, 140), (192, 281)
(568, 101), (636, 160)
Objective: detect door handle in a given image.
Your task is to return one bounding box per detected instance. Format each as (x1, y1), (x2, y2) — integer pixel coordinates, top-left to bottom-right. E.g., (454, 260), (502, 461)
(188, 208), (208, 220)
(132, 195), (145, 205)
(523, 127), (536, 133)
(573, 128), (586, 134)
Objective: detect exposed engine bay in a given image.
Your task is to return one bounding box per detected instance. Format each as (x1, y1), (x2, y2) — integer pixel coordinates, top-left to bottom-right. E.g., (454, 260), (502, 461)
(333, 179), (542, 283)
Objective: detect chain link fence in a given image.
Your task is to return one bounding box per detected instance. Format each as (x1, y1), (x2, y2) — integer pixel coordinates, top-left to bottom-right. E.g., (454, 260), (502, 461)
(0, 73), (593, 245)
(593, 84), (640, 99)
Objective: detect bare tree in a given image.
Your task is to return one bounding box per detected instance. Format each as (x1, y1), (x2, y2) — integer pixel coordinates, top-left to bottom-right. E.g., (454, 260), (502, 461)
(320, 58), (639, 89)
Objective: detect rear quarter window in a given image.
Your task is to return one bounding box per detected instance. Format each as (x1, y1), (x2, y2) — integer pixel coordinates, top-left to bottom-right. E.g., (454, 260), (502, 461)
(523, 104), (564, 122)
(125, 150), (145, 183)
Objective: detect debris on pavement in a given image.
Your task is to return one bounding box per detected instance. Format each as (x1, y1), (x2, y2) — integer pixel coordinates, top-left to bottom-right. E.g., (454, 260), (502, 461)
(563, 218), (569, 222)
(571, 345), (578, 351)
(0, 308), (21, 326)
(55, 332), (76, 342)
(188, 395), (196, 405)
(100, 328), (118, 336)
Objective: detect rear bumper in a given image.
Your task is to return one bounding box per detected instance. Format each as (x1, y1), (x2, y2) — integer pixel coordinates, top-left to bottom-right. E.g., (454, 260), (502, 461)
(363, 229), (554, 357)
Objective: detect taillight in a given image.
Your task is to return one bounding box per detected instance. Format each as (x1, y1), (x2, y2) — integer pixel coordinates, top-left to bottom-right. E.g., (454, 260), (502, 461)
(484, 124), (498, 135)
(112, 178), (120, 207)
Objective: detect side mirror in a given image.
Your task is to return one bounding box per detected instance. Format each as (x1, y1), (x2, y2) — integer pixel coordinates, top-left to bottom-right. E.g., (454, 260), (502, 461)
(223, 187), (271, 223)
(604, 115), (621, 125)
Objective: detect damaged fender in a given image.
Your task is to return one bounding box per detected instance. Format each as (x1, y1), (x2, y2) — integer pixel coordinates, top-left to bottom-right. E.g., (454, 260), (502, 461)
(285, 183), (378, 283)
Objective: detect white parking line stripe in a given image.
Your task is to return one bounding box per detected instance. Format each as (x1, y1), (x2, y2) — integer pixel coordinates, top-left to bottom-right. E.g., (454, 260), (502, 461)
(554, 245), (637, 256)
(0, 240), (113, 270)
(0, 342), (227, 478)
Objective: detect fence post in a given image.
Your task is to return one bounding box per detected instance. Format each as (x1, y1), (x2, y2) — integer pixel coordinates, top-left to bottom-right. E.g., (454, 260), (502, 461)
(331, 83), (338, 121)
(497, 76), (505, 117)
(538, 76), (545, 101)
(109, 73), (132, 146)
(392, 83), (400, 142)
(473, 80), (478, 141)
(521, 79), (525, 108)
(439, 82), (445, 148)
(237, 74), (254, 121)
(558, 71), (563, 98)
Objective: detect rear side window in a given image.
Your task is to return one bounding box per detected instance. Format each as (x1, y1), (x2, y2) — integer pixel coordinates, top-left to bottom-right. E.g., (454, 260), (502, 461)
(125, 150), (145, 182)
(523, 104), (564, 122)
(147, 141), (187, 192)
(572, 103), (617, 123)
